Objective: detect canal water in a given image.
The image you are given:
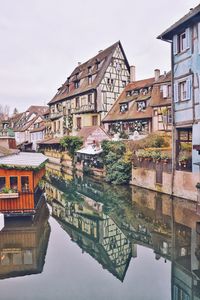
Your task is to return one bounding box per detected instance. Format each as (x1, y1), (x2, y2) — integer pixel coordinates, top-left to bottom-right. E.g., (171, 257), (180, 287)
(0, 172), (200, 300)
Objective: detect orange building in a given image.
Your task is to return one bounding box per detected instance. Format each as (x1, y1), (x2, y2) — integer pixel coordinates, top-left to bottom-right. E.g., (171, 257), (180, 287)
(0, 152), (47, 216)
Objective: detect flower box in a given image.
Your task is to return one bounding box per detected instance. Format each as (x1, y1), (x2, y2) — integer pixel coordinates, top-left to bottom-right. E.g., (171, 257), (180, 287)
(0, 192), (19, 199)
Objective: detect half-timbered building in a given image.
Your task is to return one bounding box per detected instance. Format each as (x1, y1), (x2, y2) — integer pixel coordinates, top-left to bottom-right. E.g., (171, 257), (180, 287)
(102, 77), (154, 137)
(48, 41), (130, 137)
(102, 70), (172, 138)
(158, 4), (200, 173)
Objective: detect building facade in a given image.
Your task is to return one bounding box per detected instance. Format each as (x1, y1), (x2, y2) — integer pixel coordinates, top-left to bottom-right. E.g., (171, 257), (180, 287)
(48, 41), (130, 137)
(102, 70), (172, 138)
(158, 5), (200, 172)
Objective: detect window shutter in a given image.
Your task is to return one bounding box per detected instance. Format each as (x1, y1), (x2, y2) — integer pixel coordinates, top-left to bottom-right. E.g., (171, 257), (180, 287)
(186, 78), (191, 100)
(173, 286), (178, 299)
(162, 85), (168, 98)
(173, 35), (178, 55)
(174, 83), (178, 102)
(198, 23), (200, 54)
(186, 27), (190, 49)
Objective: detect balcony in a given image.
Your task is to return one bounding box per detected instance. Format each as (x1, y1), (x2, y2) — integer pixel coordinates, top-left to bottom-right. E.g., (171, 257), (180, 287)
(71, 104), (95, 114)
(50, 112), (63, 120)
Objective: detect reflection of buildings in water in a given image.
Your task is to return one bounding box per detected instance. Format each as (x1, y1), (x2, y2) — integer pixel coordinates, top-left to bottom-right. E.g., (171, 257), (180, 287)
(0, 203), (50, 279)
(172, 223), (200, 300)
(45, 172), (200, 290)
(55, 201), (132, 282)
(45, 176), (132, 281)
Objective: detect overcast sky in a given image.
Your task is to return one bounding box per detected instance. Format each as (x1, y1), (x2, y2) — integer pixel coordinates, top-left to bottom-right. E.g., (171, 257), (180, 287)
(0, 0), (199, 113)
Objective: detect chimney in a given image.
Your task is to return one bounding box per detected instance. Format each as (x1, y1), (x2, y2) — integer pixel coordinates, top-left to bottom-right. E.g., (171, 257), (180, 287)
(154, 69), (160, 81)
(130, 65), (136, 82)
(98, 50), (103, 53)
(78, 62), (81, 66)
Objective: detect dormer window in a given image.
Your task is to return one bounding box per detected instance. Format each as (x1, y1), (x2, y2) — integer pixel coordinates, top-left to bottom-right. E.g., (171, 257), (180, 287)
(137, 101), (146, 111)
(74, 80), (80, 89)
(88, 75), (92, 85)
(126, 91), (132, 97)
(120, 103), (128, 112)
(88, 66), (92, 73)
(95, 58), (100, 70)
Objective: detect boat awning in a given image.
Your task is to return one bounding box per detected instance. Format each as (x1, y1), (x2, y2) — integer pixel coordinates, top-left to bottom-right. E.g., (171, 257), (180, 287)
(0, 152), (48, 168)
(76, 146), (103, 155)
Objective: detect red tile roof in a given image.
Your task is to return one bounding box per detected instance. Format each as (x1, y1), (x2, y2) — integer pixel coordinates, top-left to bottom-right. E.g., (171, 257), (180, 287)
(102, 78), (154, 123)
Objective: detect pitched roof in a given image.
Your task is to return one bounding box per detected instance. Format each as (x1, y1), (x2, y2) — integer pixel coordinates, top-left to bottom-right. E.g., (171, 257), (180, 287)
(102, 78), (154, 123)
(26, 106), (49, 115)
(48, 41), (130, 105)
(158, 4), (200, 40)
(77, 126), (110, 143)
(37, 137), (61, 145)
(30, 125), (45, 133)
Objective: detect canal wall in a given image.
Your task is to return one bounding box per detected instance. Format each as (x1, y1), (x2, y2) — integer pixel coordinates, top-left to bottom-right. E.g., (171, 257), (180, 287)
(131, 166), (200, 202)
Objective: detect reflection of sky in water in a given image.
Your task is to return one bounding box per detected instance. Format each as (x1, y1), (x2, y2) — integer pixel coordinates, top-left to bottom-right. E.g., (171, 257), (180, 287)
(0, 216), (171, 300)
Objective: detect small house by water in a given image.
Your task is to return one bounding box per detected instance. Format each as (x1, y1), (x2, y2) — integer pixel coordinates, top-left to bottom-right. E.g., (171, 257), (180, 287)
(0, 152), (47, 216)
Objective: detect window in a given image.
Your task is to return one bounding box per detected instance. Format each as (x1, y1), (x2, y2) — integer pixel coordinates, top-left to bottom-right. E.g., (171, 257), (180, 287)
(88, 75), (92, 85)
(174, 78), (191, 102)
(179, 81), (187, 100)
(10, 177), (18, 191)
(137, 101), (146, 111)
(75, 97), (80, 108)
(88, 94), (92, 105)
(57, 121), (60, 131)
(173, 28), (190, 54)
(120, 103), (128, 112)
(167, 108), (172, 124)
(0, 177), (6, 191)
(178, 32), (187, 52)
(77, 117), (81, 130)
(74, 80), (80, 89)
(92, 116), (98, 126)
(162, 85), (171, 98)
(21, 176), (29, 192)
(122, 80), (126, 87)
(88, 66), (92, 73)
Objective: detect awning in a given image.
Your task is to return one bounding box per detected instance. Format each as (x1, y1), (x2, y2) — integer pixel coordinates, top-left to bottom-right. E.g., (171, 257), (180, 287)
(76, 146), (103, 155)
